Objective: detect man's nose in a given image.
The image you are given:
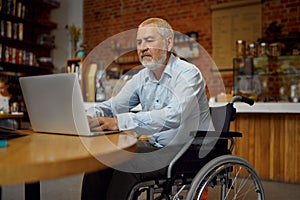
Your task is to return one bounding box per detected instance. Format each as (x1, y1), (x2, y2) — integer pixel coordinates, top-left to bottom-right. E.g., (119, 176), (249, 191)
(139, 41), (149, 51)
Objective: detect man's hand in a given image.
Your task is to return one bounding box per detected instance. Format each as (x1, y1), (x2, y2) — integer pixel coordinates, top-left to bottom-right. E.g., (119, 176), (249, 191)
(87, 116), (119, 132)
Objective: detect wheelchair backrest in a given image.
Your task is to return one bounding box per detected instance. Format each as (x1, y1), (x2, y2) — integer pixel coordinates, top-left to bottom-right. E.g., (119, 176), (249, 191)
(210, 103), (236, 132)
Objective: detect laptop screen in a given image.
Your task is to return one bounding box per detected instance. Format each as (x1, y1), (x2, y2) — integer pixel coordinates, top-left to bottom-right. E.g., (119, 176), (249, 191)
(19, 73), (92, 135)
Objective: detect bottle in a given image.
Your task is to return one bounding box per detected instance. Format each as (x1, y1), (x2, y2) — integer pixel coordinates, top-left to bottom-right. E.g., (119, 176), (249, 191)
(95, 68), (106, 102)
(95, 80), (106, 102)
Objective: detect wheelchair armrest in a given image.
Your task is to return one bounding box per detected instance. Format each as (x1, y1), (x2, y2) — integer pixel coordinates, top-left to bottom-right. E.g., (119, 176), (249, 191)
(191, 130), (242, 152)
(190, 130), (242, 138)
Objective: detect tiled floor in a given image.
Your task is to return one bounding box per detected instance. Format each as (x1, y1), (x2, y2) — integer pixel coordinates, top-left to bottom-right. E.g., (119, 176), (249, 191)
(1, 174), (300, 199)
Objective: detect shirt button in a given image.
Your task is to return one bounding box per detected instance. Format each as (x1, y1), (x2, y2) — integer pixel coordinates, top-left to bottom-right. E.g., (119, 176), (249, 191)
(156, 100), (159, 102)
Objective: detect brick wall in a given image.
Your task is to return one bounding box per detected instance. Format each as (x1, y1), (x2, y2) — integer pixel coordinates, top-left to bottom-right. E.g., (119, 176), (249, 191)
(83, 0), (215, 54)
(262, 0), (300, 35)
(83, 0), (300, 97)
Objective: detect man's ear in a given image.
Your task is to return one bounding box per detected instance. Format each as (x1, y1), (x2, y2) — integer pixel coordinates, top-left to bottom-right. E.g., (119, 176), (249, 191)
(166, 36), (173, 52)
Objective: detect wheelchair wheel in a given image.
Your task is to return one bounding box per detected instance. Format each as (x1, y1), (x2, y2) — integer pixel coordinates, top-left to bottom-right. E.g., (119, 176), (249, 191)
(186, 154), (264, 200)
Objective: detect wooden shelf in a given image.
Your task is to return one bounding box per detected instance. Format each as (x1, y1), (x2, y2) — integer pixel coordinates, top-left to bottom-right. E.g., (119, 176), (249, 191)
(0, 36), (55, 50)
(0, 0), (59, 77)
(0, 62), (53, 75)
(34, 0), (60, 9)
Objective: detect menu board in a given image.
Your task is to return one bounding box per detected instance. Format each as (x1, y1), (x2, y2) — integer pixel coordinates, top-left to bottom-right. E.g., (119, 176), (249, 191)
(212, 1), (262, 71)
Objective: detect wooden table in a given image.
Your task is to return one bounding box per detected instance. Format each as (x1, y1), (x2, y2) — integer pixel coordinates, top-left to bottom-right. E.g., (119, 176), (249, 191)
(0, 113), (24, 119)
(0, 113), (24, 129)
(0, 130), (137, 199)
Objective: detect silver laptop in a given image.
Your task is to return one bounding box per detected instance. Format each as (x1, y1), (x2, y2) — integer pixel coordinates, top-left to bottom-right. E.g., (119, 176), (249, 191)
(19, 73), (119, 136)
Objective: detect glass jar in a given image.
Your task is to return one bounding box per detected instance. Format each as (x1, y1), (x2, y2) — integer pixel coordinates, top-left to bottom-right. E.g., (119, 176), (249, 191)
(236, 40), (246, 58)
(259, 42), (268, 57)
(269, 42), (281, 57)
(248, 43), (257, 57)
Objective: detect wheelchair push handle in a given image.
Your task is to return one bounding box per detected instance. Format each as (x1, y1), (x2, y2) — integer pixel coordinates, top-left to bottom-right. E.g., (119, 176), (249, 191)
(229, 95), (254, 106)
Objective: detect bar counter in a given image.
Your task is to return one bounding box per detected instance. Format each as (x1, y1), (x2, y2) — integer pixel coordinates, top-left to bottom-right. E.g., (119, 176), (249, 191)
(210, 102), (300, 183)
(237, 102), (300, 113)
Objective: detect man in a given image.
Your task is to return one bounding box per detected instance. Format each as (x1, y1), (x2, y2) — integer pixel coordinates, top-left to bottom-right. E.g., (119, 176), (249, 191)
(82, 17), (212, 199)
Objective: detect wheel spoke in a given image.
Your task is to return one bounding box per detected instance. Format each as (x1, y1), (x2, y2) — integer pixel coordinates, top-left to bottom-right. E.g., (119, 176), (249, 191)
(186, 155), (264, 200)
(224, 165), (259, 200)
(225, 166), (241, 199)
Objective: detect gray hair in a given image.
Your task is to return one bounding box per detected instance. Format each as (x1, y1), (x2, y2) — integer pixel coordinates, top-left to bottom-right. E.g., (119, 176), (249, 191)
(138, 18), (174, 41)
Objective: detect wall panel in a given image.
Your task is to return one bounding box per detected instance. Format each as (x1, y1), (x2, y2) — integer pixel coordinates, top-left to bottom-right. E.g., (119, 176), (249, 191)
(232, 113), (300, 183)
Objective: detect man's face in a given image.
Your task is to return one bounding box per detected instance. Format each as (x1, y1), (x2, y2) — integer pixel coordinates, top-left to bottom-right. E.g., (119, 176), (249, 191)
(136, 24), (170, 70)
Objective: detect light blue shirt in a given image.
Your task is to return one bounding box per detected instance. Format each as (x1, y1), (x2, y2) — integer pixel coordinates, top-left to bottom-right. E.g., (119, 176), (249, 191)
(87, 54), (212, 147)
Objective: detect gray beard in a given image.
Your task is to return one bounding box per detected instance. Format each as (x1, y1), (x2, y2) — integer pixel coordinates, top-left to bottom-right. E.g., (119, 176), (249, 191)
(141, 51), (167, 70)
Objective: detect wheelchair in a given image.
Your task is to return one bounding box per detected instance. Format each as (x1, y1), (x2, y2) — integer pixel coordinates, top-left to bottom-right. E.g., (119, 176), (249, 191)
(128, 96), (265, 200)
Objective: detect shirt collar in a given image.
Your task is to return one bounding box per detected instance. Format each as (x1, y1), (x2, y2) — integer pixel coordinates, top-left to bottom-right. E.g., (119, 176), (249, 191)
(146, 53), (177, 82)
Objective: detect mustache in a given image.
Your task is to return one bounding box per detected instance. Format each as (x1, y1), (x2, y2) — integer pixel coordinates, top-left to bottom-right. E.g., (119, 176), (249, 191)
(141, 51), (152, 57)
